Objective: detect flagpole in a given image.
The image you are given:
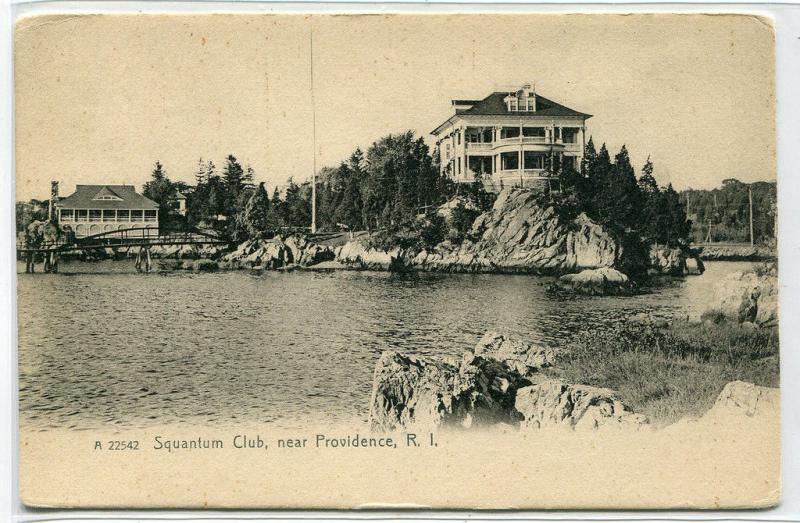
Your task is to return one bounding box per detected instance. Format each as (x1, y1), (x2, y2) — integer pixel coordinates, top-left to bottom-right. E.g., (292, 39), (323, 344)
(310, 25), (317, 234)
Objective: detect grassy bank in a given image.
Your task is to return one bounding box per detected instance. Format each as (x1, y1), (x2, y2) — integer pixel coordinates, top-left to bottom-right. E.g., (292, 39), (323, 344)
(552, 321), (779, 426)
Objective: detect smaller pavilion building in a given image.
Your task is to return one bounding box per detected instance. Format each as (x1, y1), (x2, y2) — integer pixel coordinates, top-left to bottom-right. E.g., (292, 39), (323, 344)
(55, 184), (159, 238)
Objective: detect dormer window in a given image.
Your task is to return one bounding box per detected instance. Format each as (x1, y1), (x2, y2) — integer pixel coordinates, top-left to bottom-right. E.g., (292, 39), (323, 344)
(505, 85), (537, 112)
(92, 187), (123, 201)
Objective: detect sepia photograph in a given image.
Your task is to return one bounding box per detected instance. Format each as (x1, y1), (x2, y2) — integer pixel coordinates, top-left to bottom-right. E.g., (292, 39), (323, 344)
(14, 11), (779, 509)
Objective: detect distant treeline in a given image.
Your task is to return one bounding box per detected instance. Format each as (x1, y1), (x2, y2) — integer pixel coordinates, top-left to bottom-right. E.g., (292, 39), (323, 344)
(680, 179), (777, 245)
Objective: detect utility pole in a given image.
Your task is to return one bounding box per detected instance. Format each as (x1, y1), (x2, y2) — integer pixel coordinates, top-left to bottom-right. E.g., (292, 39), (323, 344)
(309, 26), (317, 234)
(749, 184), (754, 247)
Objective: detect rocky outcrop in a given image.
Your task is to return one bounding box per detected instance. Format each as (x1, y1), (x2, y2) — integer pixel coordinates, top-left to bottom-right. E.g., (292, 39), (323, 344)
(697, 264), (778, 326)
(369, 346), (647, 433)
(514, 381), (649, 430)
(666, 381), (779, 433)
(146, 244), (223, 259)
(704, 381), (779, 420)
(335, 242), (401, 271)
(474, 331), (557, 375)
(223, 235), (335, 270)
(552, 267), (632, 296)
(339, 188), (636, 275)
(368, 332), (776, 435)
(368, 351), (529, 432)
(649, 246), (705, 276)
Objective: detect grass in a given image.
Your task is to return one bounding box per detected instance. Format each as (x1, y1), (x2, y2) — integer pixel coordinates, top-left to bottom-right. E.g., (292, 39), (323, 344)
(551, 320), (779, 426)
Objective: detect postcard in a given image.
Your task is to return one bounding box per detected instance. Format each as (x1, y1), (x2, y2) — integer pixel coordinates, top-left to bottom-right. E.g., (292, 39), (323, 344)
(15, 12), (779, 509)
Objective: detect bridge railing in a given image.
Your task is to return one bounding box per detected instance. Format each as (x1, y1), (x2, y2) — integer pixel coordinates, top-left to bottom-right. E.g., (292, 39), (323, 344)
(18, 227), (230, 253)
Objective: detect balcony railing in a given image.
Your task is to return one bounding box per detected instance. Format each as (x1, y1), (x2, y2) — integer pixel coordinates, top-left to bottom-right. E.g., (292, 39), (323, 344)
(495, 168), (551, 178)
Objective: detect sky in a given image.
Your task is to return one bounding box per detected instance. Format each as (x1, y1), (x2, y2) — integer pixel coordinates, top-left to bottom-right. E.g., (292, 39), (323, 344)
(14, 13), (776, 201)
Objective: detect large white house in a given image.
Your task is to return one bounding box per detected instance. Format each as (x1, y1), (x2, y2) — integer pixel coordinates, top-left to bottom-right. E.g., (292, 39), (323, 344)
(431, 85), (591, 191)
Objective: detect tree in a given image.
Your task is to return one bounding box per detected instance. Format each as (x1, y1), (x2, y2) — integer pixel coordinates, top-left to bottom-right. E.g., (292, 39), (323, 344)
(637, 156), (661, 243)
(142, 161), (178, 231)
(334, 168), (364, 232)
(283, 178), (311, 228)
(222, 155), (245, 216)
(270, 186), (285, 228)
(236, 182), (271, 240)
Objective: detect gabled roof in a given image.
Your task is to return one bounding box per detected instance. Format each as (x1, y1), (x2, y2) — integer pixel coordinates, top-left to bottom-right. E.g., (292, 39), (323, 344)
(432, 91), (592, 135)
(57, 185), (159, 210)
(92, 186), (123, 200)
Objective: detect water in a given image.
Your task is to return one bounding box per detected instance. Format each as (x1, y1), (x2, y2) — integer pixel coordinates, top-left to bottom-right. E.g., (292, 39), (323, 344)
(17, 260), (753, 430)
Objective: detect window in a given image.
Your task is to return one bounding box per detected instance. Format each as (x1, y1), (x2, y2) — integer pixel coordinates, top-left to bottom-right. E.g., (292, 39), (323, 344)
(500, 127), (520, 139)
(117, 210), (130, 221)
(88, 210), (101, 222)
(131, 210), (143, 221)
(524, 152), (546, 170)
(507, 95), (536, 112)
(468, 156), (492, 175)
(93, 195), (122, 201)
(562, 128), (579, 144)
(457, 158), (461, 175)
(522, 127), (546, 137)
(144, 210), (157, 222)
(60, 209), (74, 221)
(76, 210), (88, 221)
(501, 152), (519, 171)
(102, 210), (115, 221)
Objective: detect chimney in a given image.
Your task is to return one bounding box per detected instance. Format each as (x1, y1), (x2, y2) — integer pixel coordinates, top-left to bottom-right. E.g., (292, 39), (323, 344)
(49, 181), (59, 222)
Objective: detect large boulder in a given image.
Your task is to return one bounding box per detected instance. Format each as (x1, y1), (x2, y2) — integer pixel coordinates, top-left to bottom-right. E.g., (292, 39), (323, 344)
(649, 246), (705, 275)
(338, 188), (637, 275)
(474, 331), (557, 375)
(705, 381), (779, 420)
(553, 267), (632, 296)
(699, 266), (778, 326)
(224, 235), (334, 270)
(336, 241), (403, 271)
(514, 381), (649, 431)
(665, 381), (779, 432)
(368, 351), (529, 432)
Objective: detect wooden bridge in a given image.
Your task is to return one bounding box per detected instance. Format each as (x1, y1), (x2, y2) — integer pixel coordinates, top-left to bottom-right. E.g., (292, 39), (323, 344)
(18, 227), (231, 273)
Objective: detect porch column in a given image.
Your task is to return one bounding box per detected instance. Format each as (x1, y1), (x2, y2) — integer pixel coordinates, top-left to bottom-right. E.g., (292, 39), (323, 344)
(519, 122), (524, 179)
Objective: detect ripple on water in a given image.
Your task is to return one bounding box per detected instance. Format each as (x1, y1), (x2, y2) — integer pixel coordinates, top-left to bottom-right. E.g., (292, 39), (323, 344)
(16, 259), (755, 429)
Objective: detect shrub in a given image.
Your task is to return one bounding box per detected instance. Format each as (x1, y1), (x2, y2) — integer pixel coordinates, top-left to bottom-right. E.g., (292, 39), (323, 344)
(448, 203), (481, 242)
(365, 212), (448, 252)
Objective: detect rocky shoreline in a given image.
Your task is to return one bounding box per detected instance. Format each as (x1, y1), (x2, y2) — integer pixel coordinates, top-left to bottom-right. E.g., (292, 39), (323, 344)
(50, 188), (707, 293)
(695, 243), (776, 261)
(367, 330), (778, 434)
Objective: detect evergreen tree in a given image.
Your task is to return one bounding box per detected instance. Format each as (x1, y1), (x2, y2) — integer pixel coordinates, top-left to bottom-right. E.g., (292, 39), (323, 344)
(609, 145), (645, 231)
(269, 186), (284, 228)
(638, 156), (658, 195)
(142, 161), (177, 231)
(236, 182), (271, 239)
(637, 156), (661, 243)
(334, 169), (363, 232)
(222, 155), (245, 216)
